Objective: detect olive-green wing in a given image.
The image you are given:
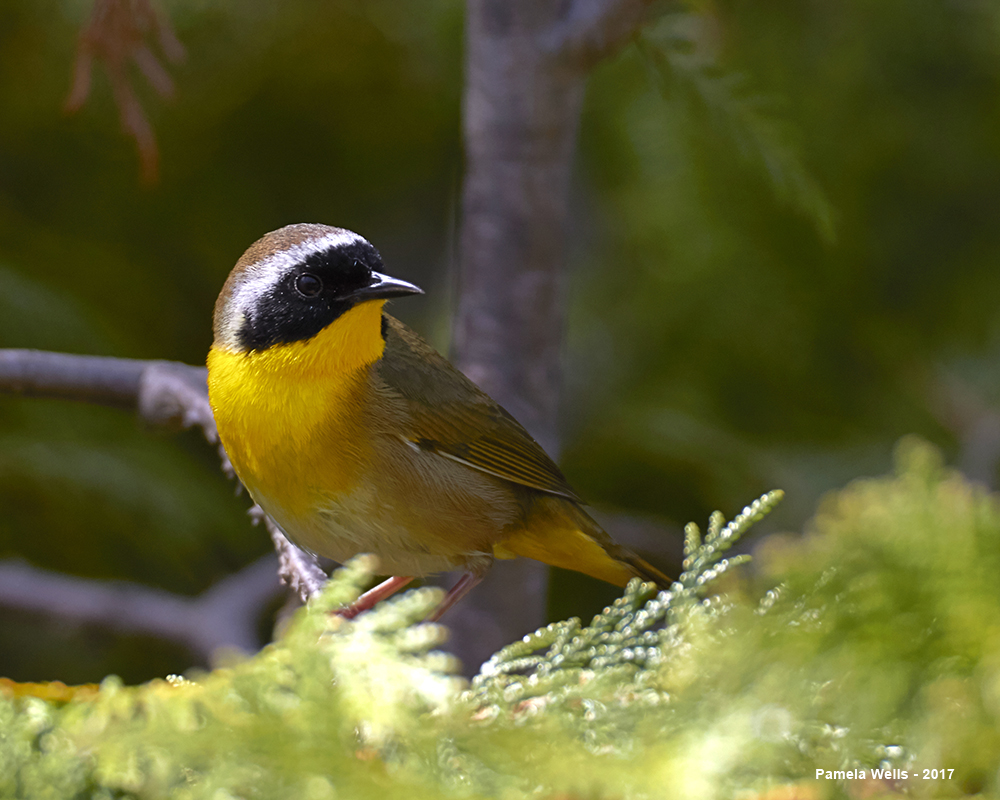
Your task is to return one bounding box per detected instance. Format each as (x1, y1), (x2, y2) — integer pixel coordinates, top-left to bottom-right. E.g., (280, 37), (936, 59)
(375, 314), (580, 502)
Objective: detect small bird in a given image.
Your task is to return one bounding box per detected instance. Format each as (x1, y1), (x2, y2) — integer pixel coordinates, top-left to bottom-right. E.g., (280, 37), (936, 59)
(207, 224), (668, 619)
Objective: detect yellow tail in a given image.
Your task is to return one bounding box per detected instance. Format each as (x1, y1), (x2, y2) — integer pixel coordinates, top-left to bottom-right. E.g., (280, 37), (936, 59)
(619, 551), (671, 589)
(493, 495), (671, 589)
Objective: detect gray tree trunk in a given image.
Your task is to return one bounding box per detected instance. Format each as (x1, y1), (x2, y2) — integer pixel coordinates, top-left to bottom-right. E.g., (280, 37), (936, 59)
(447, 0), (652, 671)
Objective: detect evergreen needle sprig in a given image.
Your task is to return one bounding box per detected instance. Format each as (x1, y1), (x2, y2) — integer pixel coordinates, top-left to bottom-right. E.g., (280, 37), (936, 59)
(470, 491), (783, 709)
(639, 12), (834, 241)
(680, 490), (784, 592)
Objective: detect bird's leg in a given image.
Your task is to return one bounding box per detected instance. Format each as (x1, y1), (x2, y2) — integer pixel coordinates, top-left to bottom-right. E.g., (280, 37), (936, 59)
(428, 572), (483, 621)
(428, 556), (492, 621)
(338, 575), (414, 620)
(340, 558), (491, 621)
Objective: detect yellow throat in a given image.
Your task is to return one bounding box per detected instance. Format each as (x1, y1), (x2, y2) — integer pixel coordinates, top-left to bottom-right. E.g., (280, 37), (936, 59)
(207, 299), (386, 517)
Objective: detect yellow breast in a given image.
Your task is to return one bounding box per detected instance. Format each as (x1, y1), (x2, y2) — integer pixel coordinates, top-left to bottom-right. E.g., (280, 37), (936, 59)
(206, 301), (387, 522)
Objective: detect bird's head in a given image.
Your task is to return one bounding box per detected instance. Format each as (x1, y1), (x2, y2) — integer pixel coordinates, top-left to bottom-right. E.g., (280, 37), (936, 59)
(213, 223), (422, 354)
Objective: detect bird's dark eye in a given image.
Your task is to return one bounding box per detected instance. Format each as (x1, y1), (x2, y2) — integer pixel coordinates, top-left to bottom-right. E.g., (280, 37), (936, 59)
(295, 273), (323, 298)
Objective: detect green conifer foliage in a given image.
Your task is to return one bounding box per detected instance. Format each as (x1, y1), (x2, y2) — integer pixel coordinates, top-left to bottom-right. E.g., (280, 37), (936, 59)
(5, 444), (1000, 797)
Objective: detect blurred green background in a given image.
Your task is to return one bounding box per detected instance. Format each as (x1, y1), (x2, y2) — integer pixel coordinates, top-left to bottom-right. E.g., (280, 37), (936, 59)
(2, 0), (999, 683)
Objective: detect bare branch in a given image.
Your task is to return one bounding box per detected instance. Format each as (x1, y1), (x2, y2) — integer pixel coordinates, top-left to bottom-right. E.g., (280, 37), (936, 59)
(136, 360), (232, 476)
(0, 349), (229, 473)
(0, 556), (282, 663)
(254, 506), (329, 602)
(0, 348), (326, 618)
(0, 350), (167, 410)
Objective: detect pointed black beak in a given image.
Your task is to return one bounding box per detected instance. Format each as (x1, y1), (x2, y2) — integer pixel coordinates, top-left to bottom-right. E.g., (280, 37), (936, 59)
(349, 271), (424, 302)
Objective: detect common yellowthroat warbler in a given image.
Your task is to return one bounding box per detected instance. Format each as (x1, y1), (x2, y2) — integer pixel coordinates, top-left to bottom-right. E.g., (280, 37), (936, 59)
(207, 224), (669, 620)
